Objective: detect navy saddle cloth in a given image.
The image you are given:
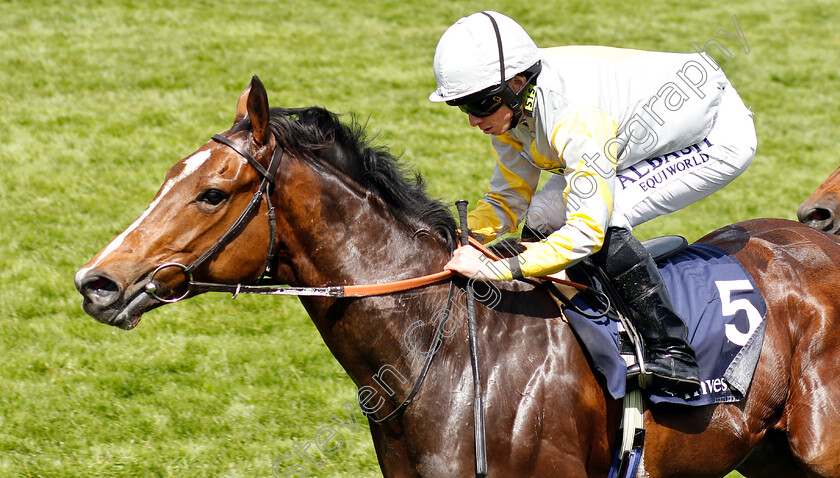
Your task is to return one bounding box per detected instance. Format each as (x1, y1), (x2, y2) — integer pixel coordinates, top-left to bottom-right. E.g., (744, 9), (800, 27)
(563, 242), (767, 406)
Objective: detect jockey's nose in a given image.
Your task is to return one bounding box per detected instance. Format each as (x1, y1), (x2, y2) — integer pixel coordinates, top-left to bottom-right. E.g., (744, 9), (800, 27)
(468, 114), (483, 127)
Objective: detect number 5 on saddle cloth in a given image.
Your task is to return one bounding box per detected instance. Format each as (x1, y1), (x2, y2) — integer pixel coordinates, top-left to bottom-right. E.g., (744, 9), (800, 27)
(556, 236), (767, 406)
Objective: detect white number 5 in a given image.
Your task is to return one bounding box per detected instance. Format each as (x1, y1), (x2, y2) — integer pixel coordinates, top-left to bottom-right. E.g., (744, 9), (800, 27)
(715, 280), (762, 346)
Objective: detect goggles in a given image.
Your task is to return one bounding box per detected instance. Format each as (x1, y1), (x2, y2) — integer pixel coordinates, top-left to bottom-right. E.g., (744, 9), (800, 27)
(443, 13), (540, 124)
(448, 93), (505, 117)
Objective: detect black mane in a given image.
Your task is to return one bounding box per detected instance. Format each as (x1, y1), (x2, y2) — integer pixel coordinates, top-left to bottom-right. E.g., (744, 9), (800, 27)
(236, 107), (457, 250)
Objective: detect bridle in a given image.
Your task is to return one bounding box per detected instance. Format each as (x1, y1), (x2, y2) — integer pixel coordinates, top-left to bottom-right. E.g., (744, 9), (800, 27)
(144, 131), (284, 303)
(144, 130), (461, 302)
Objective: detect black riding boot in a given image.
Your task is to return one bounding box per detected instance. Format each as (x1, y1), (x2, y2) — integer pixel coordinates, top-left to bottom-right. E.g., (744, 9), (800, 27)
(594, 227), (700, 395)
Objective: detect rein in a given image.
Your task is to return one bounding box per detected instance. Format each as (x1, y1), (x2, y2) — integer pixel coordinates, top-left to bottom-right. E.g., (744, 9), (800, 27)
(150, 234), (588, 301)
(143, 128), (586, 301)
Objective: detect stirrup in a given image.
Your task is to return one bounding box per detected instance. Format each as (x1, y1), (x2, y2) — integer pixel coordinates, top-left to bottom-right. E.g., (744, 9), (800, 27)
(626, 357), (701, 395)
(626, 363), (699, 393)
(618, 323), (654, 391)
(610, 329), (646, 478)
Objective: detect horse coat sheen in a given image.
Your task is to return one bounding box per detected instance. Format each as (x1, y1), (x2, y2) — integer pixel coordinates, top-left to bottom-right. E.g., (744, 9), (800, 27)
(76, 76), (840, 477)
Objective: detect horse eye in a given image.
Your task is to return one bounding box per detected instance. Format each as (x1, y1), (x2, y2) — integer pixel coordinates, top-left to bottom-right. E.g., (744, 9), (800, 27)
(197, 189), (228, 206)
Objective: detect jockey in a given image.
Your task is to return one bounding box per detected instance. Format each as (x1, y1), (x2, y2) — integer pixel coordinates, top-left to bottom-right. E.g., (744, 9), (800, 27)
(432, 11), (757, 394)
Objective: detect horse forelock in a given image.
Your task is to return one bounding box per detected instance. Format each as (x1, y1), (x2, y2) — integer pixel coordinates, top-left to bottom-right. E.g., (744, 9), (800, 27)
(233, 107), (458, 251)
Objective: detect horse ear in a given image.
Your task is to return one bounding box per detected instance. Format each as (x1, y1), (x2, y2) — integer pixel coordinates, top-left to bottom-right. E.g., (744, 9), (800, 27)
(233, 84), (252, 125)
(247, 75), (270, 146)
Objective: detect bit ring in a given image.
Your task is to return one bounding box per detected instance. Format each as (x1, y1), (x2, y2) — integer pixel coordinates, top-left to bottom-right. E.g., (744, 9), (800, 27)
(145, 262), (193, 303)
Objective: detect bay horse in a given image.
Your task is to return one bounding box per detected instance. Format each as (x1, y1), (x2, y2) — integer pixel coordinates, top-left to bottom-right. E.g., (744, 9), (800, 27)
(76, 76), (840, 477)
(798, 165), (840, 234)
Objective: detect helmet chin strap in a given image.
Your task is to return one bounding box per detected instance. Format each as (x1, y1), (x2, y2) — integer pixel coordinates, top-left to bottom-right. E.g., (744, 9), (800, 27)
(504, 83), (526, 126)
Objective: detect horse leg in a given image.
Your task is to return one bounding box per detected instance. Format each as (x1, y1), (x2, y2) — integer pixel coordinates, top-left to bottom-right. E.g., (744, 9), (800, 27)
(735, 430), (805, 477)
(734, 308), (806, 477)
(783, 376), (840, 477)
(767, 284), (840, 478)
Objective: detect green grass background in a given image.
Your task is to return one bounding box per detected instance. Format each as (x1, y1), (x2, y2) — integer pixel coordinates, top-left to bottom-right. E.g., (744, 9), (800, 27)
(2, 0), (838, 476)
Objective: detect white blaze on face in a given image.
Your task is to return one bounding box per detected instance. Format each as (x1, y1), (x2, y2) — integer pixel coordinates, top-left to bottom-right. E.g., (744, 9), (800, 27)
(77, 150), (213, 278)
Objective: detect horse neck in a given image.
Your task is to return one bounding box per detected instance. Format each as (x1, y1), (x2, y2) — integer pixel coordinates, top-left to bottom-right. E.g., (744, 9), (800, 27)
(273, 156), (455, 389)
(274, 156), (451, 284)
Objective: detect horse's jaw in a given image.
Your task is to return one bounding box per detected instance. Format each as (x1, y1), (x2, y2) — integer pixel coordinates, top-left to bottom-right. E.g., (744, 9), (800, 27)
(80, 289), (160, 330)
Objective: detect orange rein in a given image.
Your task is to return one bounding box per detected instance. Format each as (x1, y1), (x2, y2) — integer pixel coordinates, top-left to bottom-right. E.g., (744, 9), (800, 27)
(342, 236), (587, 297)
(188, 236), (588, 299)
(343, 270), (454, 297)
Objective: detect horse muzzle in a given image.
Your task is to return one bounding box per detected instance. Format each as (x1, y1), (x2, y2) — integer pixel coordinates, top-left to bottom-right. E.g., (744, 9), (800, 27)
(74, 268), (163, 330)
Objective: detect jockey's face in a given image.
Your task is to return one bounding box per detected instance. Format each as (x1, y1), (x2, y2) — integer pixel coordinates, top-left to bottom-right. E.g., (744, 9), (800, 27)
(467, 105), (515, 136)
(460, 75), (527, 136)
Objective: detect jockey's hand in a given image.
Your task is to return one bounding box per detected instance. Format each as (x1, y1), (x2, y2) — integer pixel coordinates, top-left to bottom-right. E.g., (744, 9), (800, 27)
(444, 245), (510, 281)
(521, 240), (540, 251)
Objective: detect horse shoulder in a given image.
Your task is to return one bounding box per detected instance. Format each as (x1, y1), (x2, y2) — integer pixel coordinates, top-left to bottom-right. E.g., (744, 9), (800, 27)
(480, 284), (616, 476)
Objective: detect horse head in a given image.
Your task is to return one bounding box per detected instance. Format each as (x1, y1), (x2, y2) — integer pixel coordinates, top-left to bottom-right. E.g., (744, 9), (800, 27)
(797, 165), (840, 234)
(76, 76), (457, 331)
(75, 77), (285, 329)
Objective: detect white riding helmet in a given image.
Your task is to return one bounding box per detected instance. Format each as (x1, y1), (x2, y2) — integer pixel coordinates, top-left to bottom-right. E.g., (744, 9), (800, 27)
(429, 11), (541, 103)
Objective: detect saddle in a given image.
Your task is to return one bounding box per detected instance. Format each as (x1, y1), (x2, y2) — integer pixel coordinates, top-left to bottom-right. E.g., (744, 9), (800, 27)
(489, 234), (690, 392)
(490, 234), (766, 478)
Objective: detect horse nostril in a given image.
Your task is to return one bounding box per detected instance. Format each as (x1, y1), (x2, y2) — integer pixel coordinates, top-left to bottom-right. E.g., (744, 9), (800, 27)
(79, 274), (122, 307)
(801, 207), (833, 229)
(808, 208), (830, 222)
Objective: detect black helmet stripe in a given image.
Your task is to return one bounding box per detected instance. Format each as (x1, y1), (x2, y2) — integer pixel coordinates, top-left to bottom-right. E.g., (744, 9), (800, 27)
(481, 12), (506, 87)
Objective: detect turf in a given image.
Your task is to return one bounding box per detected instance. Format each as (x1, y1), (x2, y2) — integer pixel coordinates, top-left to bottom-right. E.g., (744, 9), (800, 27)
(2, 0), (838, 476)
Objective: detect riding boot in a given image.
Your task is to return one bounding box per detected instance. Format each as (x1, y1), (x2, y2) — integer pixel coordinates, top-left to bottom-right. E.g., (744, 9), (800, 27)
(594, 227), (701, 395)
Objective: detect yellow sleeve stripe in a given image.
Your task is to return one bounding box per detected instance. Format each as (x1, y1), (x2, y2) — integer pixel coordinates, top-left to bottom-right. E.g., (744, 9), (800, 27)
(568, 212), (606, 243)
(485, 191), (520, 231)
(563, 170), (614, 214)
(529, 139), (563, 170)
(519, 234), (576, 277)
(467, 199), (505, 241)
(495, 132), (525, 152)
(492, 149), (536, 205)
(516, 217), (606, 277)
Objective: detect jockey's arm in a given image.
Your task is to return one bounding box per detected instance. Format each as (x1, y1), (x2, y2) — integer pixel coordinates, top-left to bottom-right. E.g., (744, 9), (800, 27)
(467, 133), (541, 242)
(453, 107), (619, 281)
